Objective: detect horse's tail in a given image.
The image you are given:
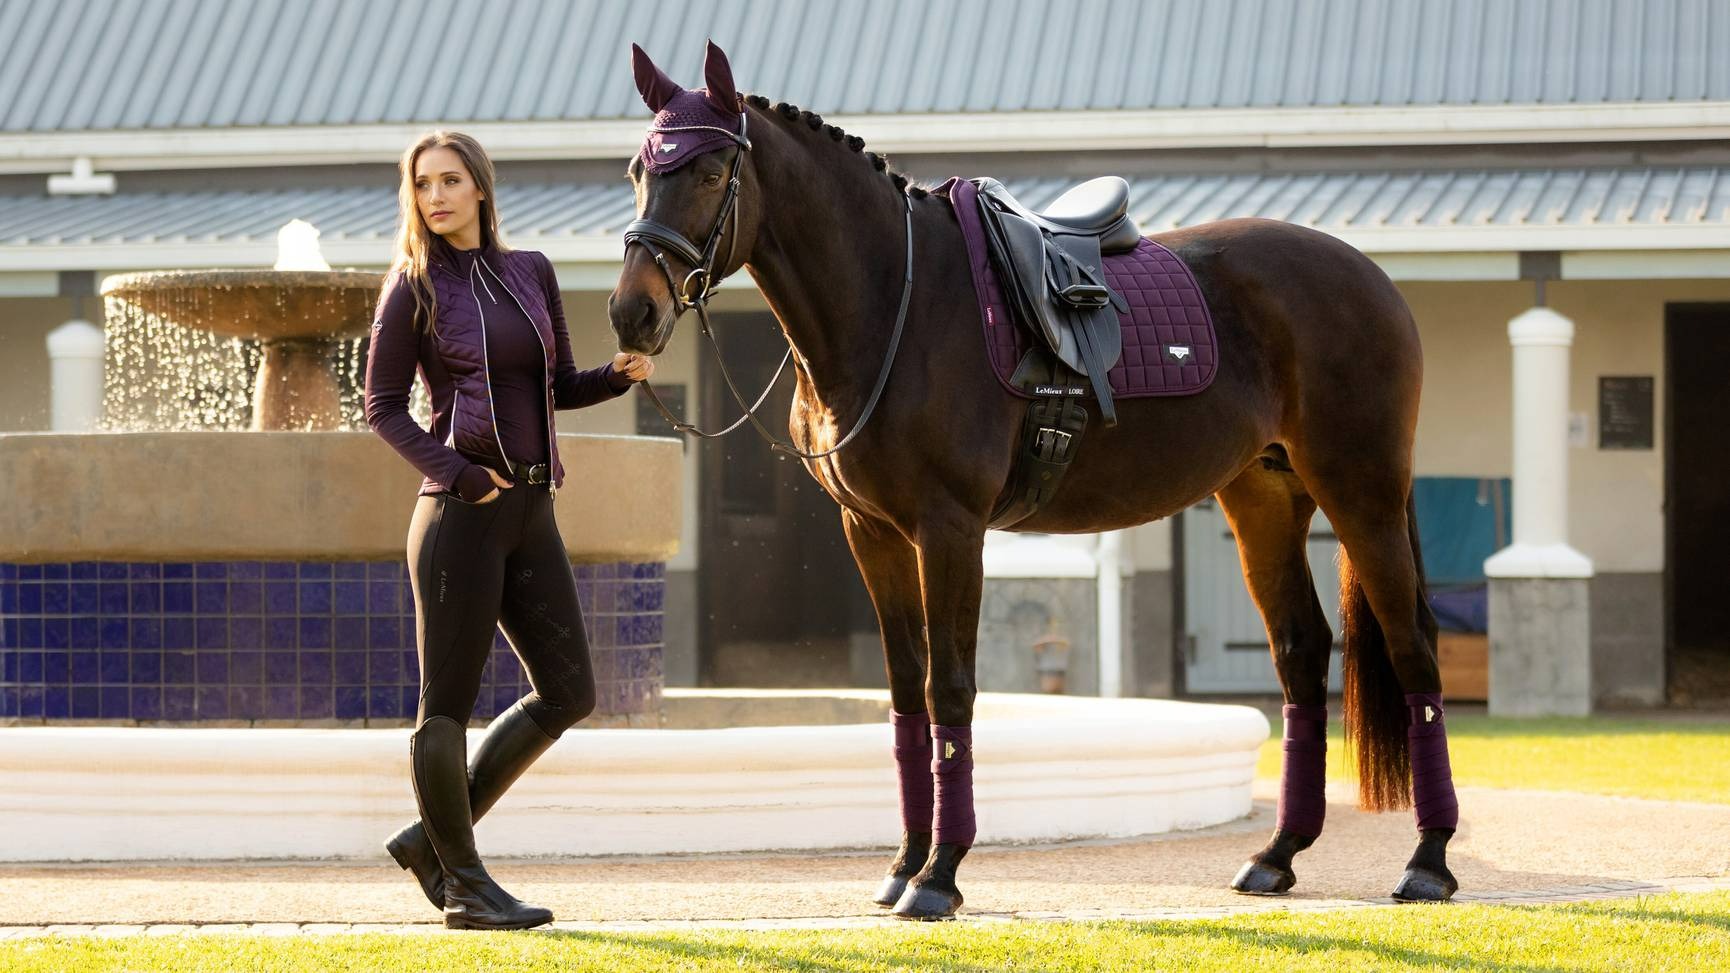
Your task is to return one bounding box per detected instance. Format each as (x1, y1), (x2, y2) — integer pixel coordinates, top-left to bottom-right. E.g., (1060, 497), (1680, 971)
(1339, 490), (1430, 812)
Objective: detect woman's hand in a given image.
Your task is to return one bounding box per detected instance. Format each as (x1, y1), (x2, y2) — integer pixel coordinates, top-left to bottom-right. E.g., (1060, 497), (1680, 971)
(613, 352), (655, 383)
(477, 467), (513, 504)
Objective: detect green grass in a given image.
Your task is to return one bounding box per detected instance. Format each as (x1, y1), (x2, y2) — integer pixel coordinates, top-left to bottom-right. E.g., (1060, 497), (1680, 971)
(1254, 714), (1730, 803)
(4, 891), (1727, 972)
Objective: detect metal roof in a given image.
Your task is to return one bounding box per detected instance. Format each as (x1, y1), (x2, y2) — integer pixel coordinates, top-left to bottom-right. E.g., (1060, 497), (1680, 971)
(2, 0), (1726, 133)
(3, 165), (1725, 256)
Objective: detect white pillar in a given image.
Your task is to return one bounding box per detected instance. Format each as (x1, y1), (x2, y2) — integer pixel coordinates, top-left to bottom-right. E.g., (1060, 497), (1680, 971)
(1096, 529), (1130, 697)
(1483, 307), (1592, 579)
(46, 319), (105, 432)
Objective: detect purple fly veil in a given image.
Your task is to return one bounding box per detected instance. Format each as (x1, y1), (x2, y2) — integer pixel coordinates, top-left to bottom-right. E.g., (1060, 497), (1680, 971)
(633, 41), (744, 173)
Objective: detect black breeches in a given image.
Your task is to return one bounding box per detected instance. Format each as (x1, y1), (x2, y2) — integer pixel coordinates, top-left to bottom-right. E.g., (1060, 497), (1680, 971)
(406, 482), (596, 736)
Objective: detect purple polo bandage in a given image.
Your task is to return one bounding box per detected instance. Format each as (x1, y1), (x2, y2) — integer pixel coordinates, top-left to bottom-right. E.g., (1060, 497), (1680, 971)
(1277, 703), (1328, 838)
(931, 724), (977, 848)
(1407, 692), (1460, 831)
(891, 710), (934, 833)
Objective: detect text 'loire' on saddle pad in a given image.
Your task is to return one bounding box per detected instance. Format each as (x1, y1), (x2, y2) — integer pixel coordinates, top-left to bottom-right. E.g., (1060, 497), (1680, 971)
(943, 177), (1219, 400)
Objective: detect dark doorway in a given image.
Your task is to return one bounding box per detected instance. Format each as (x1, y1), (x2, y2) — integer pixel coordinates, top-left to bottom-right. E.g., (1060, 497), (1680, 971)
(696, 312), (872, 686)
(1665, 303), (1730, 704)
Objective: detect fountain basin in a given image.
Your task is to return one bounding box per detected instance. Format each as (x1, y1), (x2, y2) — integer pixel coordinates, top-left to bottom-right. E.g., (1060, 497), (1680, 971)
(0, 690), (1268, 861)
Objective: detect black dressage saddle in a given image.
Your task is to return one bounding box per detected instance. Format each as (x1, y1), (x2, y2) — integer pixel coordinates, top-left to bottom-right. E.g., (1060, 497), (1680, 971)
(972, 176), (1142, 425)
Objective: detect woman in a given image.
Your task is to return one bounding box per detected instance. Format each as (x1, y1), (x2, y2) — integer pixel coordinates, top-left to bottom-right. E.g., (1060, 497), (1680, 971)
(364, 131), (652, 930)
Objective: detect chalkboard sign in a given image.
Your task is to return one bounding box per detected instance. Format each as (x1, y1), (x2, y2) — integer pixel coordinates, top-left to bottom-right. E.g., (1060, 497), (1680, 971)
(1598, 376), (1654, 450)
(635, 382), (685, 437)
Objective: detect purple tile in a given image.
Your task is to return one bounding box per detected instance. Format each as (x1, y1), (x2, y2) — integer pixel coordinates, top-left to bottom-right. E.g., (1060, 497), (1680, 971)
(44, 685), (69, 718)
(0, 686), (15, 718)
(98, 562), (128, 580)
(100, 685), (130, 718)
(492, 653), (520, 681)
(19, 618), (41, 648)
(368, 561), (403, 580)
(0, 650), (15, 681)
(163, 618), (194, 650)
(71, 650), (98, 682)
(231, 685), (264, 720)
(70, 582), (99, 614)
(19, 685), (43, 718)
(334, 651), (366, 684)
(264, 562), (297, 580)
(368, 649), (401, 683)
(368, 617), (401, 650)
(195, 582), (227, 614)
(0, 563), (13, 580)
(43, 651), (68, 682)
(264, 582), (296, 615)
(43, 564), (68, 579)
(162, 582), (194, 614)
(333, 582), (366, 615)
(163, 563), (194, 580)
(128, 563), (160, 580)
(44, 617), (69, 650)
(42, 582), (69, 613)
(129, 582), (159, 614)
(229, 581), (262, 614)
(266, 618), (296, 650)
(18, 652), (42, 682)
(300, 617), (331, 649)
(265, 685), (297, 719)
(300, 685), (333, 718)
(19, 584), (42, 614)
(367, 581), (399, 614)
(265, 651), (297, 683)
(71, 563), (99, 580)
(196, 618), (227, 650)
(334, 563), (368, 580)
(335, 686), (367, 720)
(163, 651), (195, 683)
(72, 686), (99, 717)
(230, 617), (263, 649)
(401, 685), (419, 718)
(230, 562), (263, 580)
(0, 583), (14, 615)
(164, 686), (197, 720)
(100, 651), (129, 683)
(131, 686), (163, 720)
(99, 583), (128, 615)
(197, 653), (228, 684)
(195, 562), (227, 580)
(195, 686), (227, 719)
(368, 686), (402, 719)
(333, 617), (366, 651)
(18, 565), (42, 580)
(300, 582), (331, 614)
(131, 651), (162, 683)
(301, 650), (332, 683)
(230, 651), (262, 683)
(100, 618), (128, 650)
(299, 562), (333, 580)
(71, 617), (99, 650)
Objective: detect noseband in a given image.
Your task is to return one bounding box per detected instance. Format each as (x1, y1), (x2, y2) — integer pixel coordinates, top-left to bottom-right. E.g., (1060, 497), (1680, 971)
(622, 109), (914, 461)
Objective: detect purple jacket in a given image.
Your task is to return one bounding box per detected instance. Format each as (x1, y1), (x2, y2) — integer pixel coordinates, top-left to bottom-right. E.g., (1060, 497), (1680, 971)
(365, 241), (628, 500)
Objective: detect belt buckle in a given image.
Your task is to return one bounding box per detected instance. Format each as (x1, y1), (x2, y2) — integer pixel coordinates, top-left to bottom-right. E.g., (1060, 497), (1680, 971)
(526, 464), (550, 485)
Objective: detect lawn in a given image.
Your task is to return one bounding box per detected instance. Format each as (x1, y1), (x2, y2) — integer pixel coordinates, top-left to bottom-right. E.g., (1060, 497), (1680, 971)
(3, 891), (1726, 972)
(1255, 714), (1730, 804)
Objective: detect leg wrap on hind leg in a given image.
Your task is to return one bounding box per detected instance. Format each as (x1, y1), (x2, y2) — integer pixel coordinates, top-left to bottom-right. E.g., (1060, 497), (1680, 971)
(891, 710), (934, 833)
(1406, 692), (1459, 831)
(1277, 704), (1328, 839)
(931, 725), (976, 848)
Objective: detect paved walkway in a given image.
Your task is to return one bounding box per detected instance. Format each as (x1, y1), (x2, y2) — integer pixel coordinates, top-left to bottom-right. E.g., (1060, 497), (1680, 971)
(4, 782), (1727, 936)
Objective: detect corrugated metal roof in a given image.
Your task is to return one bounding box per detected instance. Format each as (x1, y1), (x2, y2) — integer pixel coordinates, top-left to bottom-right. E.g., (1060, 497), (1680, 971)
(3, 165), (1724, 249)
(1, 0), (1726, 133)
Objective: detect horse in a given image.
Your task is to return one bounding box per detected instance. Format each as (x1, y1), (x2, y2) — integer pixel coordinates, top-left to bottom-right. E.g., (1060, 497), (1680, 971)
(609, 42), (1460, 920)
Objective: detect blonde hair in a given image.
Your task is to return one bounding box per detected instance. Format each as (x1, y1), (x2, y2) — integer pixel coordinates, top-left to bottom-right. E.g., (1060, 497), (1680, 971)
(388, 130), (509, 334)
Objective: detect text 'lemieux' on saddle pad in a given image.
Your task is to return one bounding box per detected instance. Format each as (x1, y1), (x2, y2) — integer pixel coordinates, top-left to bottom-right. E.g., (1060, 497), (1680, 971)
(943, 177), (1218, 399)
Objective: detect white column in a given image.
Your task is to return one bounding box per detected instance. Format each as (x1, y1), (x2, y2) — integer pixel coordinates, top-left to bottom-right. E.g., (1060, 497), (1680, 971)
(1096, 529), (1130, 697)
(1484, 307), (1593, 579)
(45, 319), (105, 432)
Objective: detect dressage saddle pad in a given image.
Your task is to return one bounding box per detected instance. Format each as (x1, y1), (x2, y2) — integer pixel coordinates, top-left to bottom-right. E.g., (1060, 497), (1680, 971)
(943, 177), (1218, 400)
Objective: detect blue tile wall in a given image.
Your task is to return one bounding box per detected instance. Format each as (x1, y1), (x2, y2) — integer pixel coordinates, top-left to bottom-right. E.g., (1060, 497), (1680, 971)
(0, 560), (664, 725)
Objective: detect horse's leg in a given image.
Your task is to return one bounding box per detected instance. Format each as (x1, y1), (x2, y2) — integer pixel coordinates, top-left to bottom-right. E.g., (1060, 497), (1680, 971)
(841, 511), (934, 908)
(891, 508), (986, 921)
(1213, 467), (1336, 896)
(1300, 460), (1459, 903)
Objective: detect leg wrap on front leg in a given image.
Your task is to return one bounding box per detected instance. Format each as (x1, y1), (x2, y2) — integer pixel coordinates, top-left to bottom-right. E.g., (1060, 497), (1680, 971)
(931, 724), (976, 848)
(1406, 692), (1459, 831)
(892, 711), (935, 832)
(1277, 703), (1328, 839)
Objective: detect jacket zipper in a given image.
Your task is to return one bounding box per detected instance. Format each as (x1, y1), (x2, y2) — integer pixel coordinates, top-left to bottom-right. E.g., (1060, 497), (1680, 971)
(445, 389), (461, 447)
(480, 257), (558, 498)
(467, 262), (515, 471)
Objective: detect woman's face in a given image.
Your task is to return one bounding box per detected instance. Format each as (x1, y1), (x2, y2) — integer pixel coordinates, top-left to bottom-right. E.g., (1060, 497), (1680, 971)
(413, 146), (484, 246)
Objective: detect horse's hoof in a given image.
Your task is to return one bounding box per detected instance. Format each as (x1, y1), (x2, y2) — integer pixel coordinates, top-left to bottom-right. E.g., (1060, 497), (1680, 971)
(1391, 866), (1458, 903)
(891, 880), (962, 920)
(1230, 858), (1296, 896)
(872, 873), (913, 908)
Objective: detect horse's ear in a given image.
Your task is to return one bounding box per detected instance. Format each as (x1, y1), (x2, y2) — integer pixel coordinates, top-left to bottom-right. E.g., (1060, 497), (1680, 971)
(702, 40), (739, 113)
(632, 43), (681, 113)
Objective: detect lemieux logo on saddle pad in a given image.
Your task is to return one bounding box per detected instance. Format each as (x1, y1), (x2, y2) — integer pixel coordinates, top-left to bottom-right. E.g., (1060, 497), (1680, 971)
(1034, 385), (1088, 396)
(1167, 344), (1193, 362)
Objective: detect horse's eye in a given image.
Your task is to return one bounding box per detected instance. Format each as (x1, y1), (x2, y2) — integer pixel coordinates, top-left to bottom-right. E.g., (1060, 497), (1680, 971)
(704, 172), (723, 187)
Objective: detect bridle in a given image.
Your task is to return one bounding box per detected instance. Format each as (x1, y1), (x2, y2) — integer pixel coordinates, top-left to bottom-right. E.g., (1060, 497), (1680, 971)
(622, 109), (913, 461)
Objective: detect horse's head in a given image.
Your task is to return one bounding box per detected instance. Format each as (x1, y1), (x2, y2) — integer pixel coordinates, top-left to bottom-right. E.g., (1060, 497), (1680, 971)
(610, 41), (763, 355)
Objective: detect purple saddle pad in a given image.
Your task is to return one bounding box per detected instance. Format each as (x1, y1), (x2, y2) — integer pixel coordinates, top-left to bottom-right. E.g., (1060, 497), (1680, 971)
(944, 177), (1217, 399)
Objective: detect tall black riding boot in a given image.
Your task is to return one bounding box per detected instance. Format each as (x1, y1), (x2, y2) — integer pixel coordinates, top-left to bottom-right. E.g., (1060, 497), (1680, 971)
(387, 701), (559, 908)
(409, 715), (553, 930)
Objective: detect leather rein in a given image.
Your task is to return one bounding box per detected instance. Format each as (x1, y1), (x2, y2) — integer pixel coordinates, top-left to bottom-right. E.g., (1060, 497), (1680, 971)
(622, 109), (914, 461)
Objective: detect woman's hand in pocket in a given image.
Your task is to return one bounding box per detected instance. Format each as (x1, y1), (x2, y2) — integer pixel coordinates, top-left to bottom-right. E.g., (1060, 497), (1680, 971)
(477, 467), (513, 504)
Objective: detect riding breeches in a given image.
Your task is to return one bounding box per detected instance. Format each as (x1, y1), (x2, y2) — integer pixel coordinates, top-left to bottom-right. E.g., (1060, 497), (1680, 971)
(405, 481), (596, 736)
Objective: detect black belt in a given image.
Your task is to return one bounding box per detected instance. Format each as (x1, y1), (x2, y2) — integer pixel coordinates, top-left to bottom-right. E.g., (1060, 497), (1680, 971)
(506, 460), (551, 485)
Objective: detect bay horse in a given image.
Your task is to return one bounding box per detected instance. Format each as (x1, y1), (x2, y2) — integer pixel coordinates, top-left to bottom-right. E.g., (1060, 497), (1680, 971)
(610, 42), (1460, 920)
